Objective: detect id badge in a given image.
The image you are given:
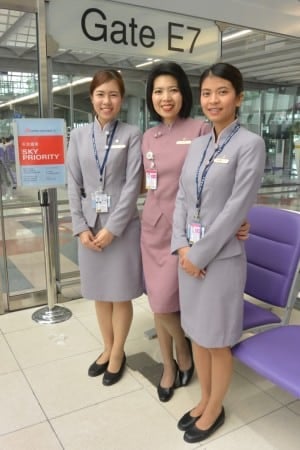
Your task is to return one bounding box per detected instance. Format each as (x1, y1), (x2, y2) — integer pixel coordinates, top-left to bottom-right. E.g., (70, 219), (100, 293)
(145, 168), (158, 190)
(188, 222), (206, 245)
(92, 191), (110, 213)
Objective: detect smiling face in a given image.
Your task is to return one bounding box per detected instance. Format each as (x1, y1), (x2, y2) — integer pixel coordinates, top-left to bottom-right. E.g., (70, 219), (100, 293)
(200, 75), (243, 135)
(151, 75), (183, 125)
(91, 79), (123, 127)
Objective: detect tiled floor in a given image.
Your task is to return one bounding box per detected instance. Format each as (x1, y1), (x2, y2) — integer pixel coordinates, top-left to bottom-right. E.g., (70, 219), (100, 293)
(0, 295), (300, 450)
(0, 183), (300, 449)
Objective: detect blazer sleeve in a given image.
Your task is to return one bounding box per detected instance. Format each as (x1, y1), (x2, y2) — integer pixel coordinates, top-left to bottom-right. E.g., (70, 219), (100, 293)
(187, 136), (265, 269)
(67, 130), (90, 236)
(105, 128), (143, 237)
(171, 162), (190, 253)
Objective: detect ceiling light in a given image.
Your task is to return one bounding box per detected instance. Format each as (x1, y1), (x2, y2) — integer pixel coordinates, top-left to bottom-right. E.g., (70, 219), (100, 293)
(0, 77), (93, 108)
(222, 29), (253, 42)
(135, 58), (161, 68)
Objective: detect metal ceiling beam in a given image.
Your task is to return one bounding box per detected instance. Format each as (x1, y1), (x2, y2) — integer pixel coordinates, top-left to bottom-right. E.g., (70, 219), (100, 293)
(0, 13), (28, 45)
(0, 0), (36, 13)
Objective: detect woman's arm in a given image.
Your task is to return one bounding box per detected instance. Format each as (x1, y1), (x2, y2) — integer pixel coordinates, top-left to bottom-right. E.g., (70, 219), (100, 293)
(67, 130), (90, 236)
(187, 136), (266, 270)
(104, 128), (143, 237)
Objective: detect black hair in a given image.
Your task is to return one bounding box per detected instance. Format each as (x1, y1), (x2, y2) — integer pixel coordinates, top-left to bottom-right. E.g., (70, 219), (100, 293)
(199, 63), (243, 116)
(146, 61), (193, 122)
(199, 62), (244, 95)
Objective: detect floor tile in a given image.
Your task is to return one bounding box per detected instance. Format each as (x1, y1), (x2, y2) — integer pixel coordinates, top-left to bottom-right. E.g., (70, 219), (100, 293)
(5, 317), (100, 369)
(0, 422), (62, 450)
(287, 400), (300, 415)
(0, 202), (299, 450)
(75, 313), (102, 343)
(128, 304), (155, 341)
(61, 298), (94, 318)
(24, 352), (142, 418)
(51, 390), (193, 450)
(0, 307), (40, 333)
(219, 406), (300, 450)
(0, 371), (45, 435)
(0, 335), (19, 374)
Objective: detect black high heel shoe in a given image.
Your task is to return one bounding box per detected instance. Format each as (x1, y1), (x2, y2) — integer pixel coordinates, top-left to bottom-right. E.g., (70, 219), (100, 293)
(178, 337), (194, 387)
(157, 360), (178, 402)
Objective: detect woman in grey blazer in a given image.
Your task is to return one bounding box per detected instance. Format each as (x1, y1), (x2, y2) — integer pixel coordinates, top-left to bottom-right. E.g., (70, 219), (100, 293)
(171, 63), (266, 442)
(67, 70), (143, 386)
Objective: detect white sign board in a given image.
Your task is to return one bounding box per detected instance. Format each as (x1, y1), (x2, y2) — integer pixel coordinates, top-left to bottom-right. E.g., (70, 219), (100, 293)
(13, 118), (67, 188)
(112, 0), (300, 38)
(47, 0), (220, 64)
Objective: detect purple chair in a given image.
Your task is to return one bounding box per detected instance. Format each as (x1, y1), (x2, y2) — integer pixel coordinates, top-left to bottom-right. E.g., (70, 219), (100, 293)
(232, 206), (300, 397)
(232, 325), (300, 398)
(243, 206), (300, 331)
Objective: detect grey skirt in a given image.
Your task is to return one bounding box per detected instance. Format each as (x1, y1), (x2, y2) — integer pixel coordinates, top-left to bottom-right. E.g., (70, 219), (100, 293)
(78, 216), (143, 301)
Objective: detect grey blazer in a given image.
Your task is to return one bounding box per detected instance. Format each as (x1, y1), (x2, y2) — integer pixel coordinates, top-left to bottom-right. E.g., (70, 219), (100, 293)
(67, 119), (143, 237)
(171, 122), (266, 268)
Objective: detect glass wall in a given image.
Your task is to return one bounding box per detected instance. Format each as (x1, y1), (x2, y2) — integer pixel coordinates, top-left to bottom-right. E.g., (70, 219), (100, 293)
(193, 84), (300, 186)
(243, 86), (300, 186)
(1, 72), (300, 187)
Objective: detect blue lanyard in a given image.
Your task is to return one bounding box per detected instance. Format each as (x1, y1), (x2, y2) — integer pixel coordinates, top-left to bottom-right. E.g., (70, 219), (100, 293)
(92, 120), (118, 183)
(195, 123), (240, 214)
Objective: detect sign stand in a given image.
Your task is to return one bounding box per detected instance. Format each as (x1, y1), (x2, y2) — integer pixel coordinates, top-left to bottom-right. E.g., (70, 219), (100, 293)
(32, 189), (72, 324)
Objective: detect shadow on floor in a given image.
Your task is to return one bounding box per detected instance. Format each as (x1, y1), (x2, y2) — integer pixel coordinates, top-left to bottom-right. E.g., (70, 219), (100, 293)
(127, 352), (162, 386)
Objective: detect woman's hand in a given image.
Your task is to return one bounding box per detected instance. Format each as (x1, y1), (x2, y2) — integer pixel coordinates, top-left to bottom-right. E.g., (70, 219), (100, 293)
(178, 246), (206, 278)
(79, 230), (100, 251)
(94, 227), (115, 249)
(236, 220), (250, 241)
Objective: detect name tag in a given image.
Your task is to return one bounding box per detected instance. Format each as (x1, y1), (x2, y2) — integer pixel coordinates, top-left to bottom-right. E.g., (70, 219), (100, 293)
(176, 140), (192, 145)
(111, 144), (126, 149)
(214, 157), (229, 164)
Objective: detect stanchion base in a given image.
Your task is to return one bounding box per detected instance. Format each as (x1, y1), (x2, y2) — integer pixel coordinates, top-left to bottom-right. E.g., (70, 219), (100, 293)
(32, 305), (72, 324)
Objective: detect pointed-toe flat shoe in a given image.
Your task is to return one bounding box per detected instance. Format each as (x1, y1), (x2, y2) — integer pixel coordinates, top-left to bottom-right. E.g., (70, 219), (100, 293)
(183, 407), (225, 443)
(177, 410), (201, 431)
(88, 354), (109, 377)
(102, 354), (126, 386)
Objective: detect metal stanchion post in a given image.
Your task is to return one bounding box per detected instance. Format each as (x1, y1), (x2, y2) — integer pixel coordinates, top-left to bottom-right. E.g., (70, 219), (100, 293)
(32, 189), (72, 324)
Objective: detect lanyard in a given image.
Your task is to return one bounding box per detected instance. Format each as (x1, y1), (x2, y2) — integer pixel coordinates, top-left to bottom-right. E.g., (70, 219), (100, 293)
(92, 120), (118, 184)
(195, 123), (240, 215)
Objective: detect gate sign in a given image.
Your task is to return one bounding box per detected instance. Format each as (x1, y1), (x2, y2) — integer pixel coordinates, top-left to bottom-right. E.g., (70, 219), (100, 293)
(13, 118), (67, 188)
(47, 0), (220, 64)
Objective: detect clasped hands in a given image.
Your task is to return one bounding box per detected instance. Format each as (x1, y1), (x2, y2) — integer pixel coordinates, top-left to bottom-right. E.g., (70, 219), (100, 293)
(178, 247), (206, 278)
(177, 220), (250, 278)
(79, 227), (114, 251)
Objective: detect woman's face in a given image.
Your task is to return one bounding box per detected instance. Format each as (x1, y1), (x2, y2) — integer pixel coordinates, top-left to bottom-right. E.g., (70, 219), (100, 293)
(152, 75), (183, 124)
(91, 79), (123, 126)
(200, 75), (243, 134)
